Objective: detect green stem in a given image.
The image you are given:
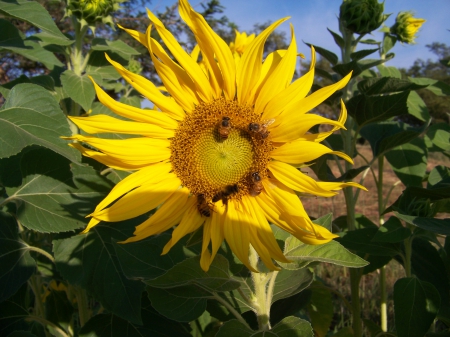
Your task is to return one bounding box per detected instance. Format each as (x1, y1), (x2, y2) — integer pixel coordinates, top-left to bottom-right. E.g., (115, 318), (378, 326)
(350, 269), (363, 337)
(26, 245), (55, 263)
(74, 286), (90, 327)
(404, 234), (414, 277)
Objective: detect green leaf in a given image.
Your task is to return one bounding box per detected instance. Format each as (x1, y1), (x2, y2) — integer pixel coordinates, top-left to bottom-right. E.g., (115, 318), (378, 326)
(0, 19), (63, 70)
(29, 31), (74, 47)
(6, 332), (38, 337)
(360, 39), (379, 45)
(60, 70), (95, 111)
(271, 316), (314, 337)
(333, 55), (394, 78)
(0, 211), (36, 302)
(45, 285), (73, 335)
(304, 42), (338, 65)
(372, 216), (411, 243)
(408, 77), (450, 96)
(146, 255), (240, 292)
(0, 83), (80, 162)
(272, 268), (313, 303)
(314, 67), (334, 81)
(281, 237), (368, 270)
(428, 165), (450, 187)
(395, 213), (450, 236)
(377, 65), (402, 78)
(307, 283), (333, 337)
(337, 227), (399, 257)
(4, 148), (112, 233)
(357, 77), (427, 95)
(382, 34), (396, 54)
(334, 213), (377, 231)
(350, 48), (379, 61)
(215, 319), (253, 337)
(425, 123), (450, 152)
(91, 38), (140, 60)
(146, 285), (208, 322)
(327, 28), (344, 48)
(79, 296), (191, 337)
(333, 166), (369, 182)
(394, 277), (440, 337)
(114, 233), (188, 281)
(360, 121), (423, 157)
(0, 0), (69, 42)
(385, 138), (428, 187)
(53, 221), (146, 324)
(407, 90), (430, 122)
(346, 91), (409, 127)
(85, 65), (121, 81)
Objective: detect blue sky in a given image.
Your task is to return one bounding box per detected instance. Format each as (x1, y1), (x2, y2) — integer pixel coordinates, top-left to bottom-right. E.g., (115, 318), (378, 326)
(148, 0), (450, 69)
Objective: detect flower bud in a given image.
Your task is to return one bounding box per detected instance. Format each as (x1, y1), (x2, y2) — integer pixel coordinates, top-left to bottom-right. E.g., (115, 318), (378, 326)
(339, 0), (388, 35)
(66, 0), (126, 29)
(391, 11), (426, 44)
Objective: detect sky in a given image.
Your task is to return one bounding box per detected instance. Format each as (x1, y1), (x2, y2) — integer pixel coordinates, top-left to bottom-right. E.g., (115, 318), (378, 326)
(147, 0), (450, 69)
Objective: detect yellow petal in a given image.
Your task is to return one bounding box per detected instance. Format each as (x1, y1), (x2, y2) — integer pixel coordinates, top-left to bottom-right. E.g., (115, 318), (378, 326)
(118, 24), (148, 47)
(268, 161), (337, 197)
(64, 135), (170, 165)
(69, 115), (174, 139)
(89, 77), (178, 129)
(270, 140), (353, 165)
(270, 114), (345, 143)
(263, 46), (316, 120)
(254, 24), (297, 114)
(200, 217), (213, 271)
(105, 54), (184, 120)
(179, 0), (236, 100)
(244, 196), (290, 263)
(317, 181), (368, 192)
(123, 190), (193, 243)
(147, 8), (212, 103)
(91, 174), (181, 222)
(237, 17), (289, 105)
(162, 200), (205, 254)
(82, 217), (101, 233)
(223, 200), (257, 272)
(278, 71), (352, 122)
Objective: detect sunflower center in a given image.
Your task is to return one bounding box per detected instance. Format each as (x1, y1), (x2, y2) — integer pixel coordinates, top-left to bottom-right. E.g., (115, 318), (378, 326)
(170, 98), (272, 201)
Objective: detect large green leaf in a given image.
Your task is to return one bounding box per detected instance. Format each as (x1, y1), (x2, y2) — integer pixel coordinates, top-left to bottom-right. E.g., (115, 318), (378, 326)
(357, 77), (427, 95)
(272, 268), (313, 303)
(91, 38), (140, 60)
(215, 320), (254, 337)
(377, 65), (402, 78)
(408, 77), (450, 96)
(0, 84), (80, 162)
(395, 213), (450, 236)
(60, 70), (95, 111)
(327, 28), (344, 49)
(114, 233), (188, 281)
(0, 0), (69, 42)
(385, 138), (428, 187)
(372, 216), (411, 243)
(360, 121), (423, 157)
(350, 48), (379, 61)
(28, 31), (74, 47)
(0, 19), (63, 70)
(346, 91), (409, 127)
(307, 283), (333, 337)
(281, 237), (368, 270)
(407, 90), (430, 122)
(394, 277), (440, 337)
(4, 148), (112, 233)
(271, 317), (314, 337)
(146, 255), (240, 292)
(53, 220), (146, 324)
(79, 296), (191, 337)
(304, 43), (338, 65)
(425, 123), (450, 152)
(0, 211), (36, 302)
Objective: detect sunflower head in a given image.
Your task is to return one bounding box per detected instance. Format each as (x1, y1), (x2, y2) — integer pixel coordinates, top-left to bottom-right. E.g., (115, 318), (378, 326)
(339, 0), (388, 35)
(390, 11), (425, 44)
(65, 0), (366, 272)
(66, 0), (126, 29)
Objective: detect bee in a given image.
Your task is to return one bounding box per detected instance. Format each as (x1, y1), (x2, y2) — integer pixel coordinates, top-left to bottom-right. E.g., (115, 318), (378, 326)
(248, 119), (275, 139)
(218, 116), (231, 139)
(212, 184), (239, 206)
(197, 194), (213, 217)
(249, 172), (263, 196)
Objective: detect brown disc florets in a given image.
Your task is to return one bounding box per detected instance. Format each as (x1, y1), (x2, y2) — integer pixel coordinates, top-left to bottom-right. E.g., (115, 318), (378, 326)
(170, 97), (272, 203)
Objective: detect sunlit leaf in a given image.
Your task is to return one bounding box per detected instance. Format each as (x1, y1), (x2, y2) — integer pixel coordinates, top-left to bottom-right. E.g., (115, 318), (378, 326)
(307, 283), (332, 337)
(407, 91), (430, 122)
(271, 316), (313, 337)
(408, 77), (450, 96)
(60, 70), (95, 111)
(425, 123), (450, 152)
(357, 77), (427, 95)
(372, 216), (411, 243)
(272, 268), (313, 303)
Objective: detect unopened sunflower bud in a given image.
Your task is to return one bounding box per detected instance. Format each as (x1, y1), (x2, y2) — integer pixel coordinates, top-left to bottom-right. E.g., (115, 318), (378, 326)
(391, 11), (425, 44)
(66, 0), (126, 29)
(339, 0), (388, 35)
(127, 58), (142, 75)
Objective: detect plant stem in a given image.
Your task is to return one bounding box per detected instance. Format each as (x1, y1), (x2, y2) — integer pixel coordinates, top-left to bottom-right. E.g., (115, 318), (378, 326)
(74, 286), (90, 327)
(349, 268), (363, 337)
(26, 245), (55, 263)
(404, 234), (413, 277)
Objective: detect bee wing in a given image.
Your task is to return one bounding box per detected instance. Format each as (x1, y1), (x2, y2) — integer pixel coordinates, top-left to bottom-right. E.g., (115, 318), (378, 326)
(262, 119), (275, 127)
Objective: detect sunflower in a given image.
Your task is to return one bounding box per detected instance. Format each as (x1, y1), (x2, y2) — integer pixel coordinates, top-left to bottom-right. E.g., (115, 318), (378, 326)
(64, 0), (365, 272)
